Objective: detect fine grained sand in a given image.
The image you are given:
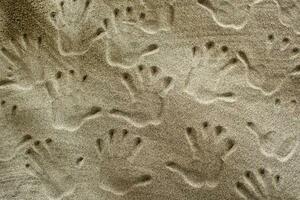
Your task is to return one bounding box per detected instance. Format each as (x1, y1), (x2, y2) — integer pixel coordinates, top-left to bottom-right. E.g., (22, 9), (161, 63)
(0, 0), (299, 199)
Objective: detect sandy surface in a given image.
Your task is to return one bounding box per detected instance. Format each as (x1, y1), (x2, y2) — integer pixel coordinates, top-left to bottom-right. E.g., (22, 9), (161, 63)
(0, 0), (299, 199)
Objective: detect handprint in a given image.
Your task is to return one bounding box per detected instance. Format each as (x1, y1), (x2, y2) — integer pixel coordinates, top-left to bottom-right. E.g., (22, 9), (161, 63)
(237, 34), (300, 95)
(50, 0), (106, 55)
(25, 138), (76, 200)
(184, 41), (239, 104)
(0, 34), (48, 91)
(109, 65), (173, 127)
(166, 122), (236, 188)
(235, 168), (289, 200)
(197, 0), (261, 30)
(45, 67), (102, 131)
(104, 0), (174, 35)
(246, 120), (298, 162)
(101, 6), (160, 68)
(95, 128), (152, 196)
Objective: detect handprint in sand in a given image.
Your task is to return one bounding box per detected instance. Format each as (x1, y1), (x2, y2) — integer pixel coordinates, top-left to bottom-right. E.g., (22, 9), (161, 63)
(184, 41), (239, 104)
(95, 128), (152, 196)
(235, 168), (293, 200)
(109, 65), (173, 127)
(166, 122), (236, 188)
(45, 67), (102, 132)
(50, 0), (106, 55)
(237, 34), (300, 95)
(104, 0), (174, 35)
(197, 0), (262, 30)
(246, 121), (298, 162)
(101, 3), (162, 68)
(0, 34), (48, 91)
(25, 138), (76, 200)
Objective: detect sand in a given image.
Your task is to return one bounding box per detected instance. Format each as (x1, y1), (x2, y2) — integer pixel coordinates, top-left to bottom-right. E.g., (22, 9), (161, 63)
(0, 0), (299, 199)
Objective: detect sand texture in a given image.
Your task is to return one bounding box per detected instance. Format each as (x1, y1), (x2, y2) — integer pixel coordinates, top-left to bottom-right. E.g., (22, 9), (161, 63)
(0, 0), (299, 199)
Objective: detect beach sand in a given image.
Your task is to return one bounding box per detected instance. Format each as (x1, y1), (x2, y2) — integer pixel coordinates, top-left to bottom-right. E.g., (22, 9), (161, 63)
(0, 0), (299, 199)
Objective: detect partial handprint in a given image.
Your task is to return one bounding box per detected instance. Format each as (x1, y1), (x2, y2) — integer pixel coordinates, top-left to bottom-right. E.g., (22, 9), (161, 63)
(197, 0), (261, 30)
(235, 168), (286, 200)
(274, 97), (299, 121)
(45, 67), (102, 131)
(0, 131), (32, 161)
(104, 0), (174, 35)
(165, 122), (236, 188)
(95, 128), (152, 196)
(109, 65), (173, 127)
(50, 0), (106, 55)
(184, 41), (239, 104)
(124, 0), (174, 34)
(246, 121), (298, 162)
(237, 34), (300, 95)
(0, 34), (47, 91)
(25, 138), (76, 200)
(273, 0), (300, 35)
(102, 6), (160, 68)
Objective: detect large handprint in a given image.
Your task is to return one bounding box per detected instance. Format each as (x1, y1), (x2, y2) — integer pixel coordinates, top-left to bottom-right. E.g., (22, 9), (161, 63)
(101, 1), (166, 68)
(45, 67), (102, 131)
(166, 122), (236, 188)
(109, 65), (173, 127)
(184, 41), (239, 104)
(95, 128), (152, 196)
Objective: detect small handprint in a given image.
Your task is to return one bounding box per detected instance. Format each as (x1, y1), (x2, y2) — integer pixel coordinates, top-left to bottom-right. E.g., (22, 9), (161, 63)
(246, 121), (298, 162)
(273, 0), (300, 35)
(237, 34), (300, 95)
(50, 0), (106, 55)
(166, 122), (236, 188)
(197, 0), (259, 30)
(95, 128), (152, 196)
(184, 41), (239, 104)
(25, 138), (76, 200)
(45, 68), (102, 131)
(235, 168), (284, 200)
(109, 65), (173, 127)
(101, 7), (160, 68)
(0, 34), (47, 91)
